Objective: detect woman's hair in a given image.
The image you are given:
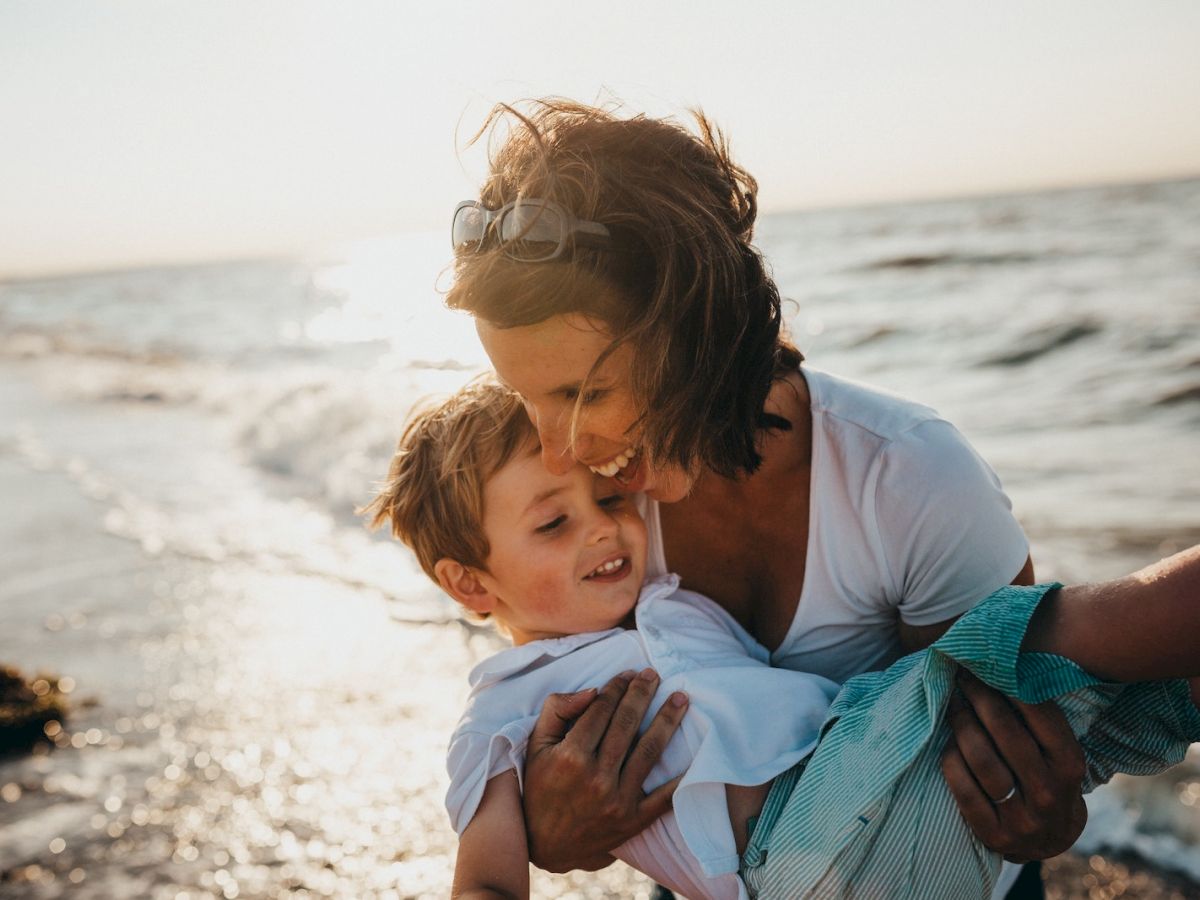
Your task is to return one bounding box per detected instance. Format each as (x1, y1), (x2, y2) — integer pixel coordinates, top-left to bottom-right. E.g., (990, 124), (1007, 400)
(446, 98), (802, 478)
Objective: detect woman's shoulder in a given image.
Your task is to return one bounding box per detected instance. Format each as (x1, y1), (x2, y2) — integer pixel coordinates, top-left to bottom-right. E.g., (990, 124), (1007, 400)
(802, 366), (945, 443)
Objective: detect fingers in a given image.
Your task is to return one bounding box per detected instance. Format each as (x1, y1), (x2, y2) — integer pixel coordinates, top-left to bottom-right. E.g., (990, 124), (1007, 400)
(527, 685), (601, 753)
(946, 671), (1091, 861)
(941, 739), (1000, 839)
(556, 670), (638, 754)
(619, 690), (689, 792)
(954, 671), (1048, 802)
(1011, 699), (1088, 787)
(596, 668), (661, 769)
(637, 773), (684, 827)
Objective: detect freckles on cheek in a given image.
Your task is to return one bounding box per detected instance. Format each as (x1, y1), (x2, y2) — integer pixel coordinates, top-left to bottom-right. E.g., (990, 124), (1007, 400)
(522, 564), (575, 609)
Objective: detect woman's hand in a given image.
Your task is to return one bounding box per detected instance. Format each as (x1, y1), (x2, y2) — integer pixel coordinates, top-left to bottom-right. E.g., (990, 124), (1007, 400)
(941, 670), (1088, 862)
(521, 669), (689, 873)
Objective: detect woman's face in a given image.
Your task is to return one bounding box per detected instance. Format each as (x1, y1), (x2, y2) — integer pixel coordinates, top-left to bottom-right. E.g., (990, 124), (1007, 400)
(477, 313), (696, 503)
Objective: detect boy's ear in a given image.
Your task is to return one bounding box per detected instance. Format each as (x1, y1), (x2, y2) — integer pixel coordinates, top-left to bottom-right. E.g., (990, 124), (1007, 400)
(434, 558), (495, 614)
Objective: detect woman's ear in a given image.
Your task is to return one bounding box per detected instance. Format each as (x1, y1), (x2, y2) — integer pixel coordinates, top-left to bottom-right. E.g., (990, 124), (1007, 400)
(434, 558), (495, 614)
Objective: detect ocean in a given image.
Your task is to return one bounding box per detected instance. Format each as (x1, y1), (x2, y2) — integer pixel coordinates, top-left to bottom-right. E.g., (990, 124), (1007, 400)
(1, 177), (1197, 897)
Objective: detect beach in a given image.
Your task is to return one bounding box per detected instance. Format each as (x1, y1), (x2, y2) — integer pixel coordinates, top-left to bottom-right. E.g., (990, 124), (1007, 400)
(2, 451), (1196, 900)
(1, 178), (1198, 897)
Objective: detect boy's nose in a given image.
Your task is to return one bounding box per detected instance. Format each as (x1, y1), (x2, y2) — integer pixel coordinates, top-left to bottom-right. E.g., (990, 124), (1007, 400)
(586, 509), (620, 544)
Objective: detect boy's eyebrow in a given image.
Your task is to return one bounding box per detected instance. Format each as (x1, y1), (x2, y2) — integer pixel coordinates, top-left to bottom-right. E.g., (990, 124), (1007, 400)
(522, 485), (566, 516)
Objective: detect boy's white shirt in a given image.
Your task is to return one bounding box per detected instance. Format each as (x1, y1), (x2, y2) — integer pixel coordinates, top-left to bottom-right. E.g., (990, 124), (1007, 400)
(446, 574), (841, 900)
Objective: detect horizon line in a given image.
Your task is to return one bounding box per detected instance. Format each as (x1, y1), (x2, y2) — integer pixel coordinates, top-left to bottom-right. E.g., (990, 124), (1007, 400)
(3, 169), (1197, 284)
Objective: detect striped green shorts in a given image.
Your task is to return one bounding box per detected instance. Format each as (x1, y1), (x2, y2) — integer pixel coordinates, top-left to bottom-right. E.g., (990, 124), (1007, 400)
(740, 583), (1200, 900)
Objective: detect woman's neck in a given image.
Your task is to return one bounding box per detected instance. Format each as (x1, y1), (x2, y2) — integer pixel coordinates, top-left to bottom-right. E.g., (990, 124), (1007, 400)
(689, 369), (813, 503)
(659, 370), (815, 649)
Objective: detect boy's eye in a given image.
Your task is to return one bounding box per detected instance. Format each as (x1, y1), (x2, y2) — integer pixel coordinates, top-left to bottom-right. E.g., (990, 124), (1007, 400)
(535, 515), (566, 534)
(597, 494), (625, 509)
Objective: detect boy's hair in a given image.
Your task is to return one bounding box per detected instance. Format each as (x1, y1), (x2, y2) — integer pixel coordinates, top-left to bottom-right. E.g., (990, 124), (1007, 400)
(363, 378), (534, 588)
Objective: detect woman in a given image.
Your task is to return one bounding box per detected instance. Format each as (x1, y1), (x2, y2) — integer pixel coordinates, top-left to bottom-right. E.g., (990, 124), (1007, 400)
(445, 99), (1085, 898)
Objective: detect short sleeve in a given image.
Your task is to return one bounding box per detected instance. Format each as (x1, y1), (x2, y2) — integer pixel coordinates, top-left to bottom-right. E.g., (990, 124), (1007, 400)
(872, 419), (1029, 626)
(444, 718), (535, 834)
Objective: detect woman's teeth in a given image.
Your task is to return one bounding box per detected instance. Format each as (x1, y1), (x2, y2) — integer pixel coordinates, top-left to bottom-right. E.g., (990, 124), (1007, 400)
(590, 447), (637, 478)
(587, 558), (625, 578)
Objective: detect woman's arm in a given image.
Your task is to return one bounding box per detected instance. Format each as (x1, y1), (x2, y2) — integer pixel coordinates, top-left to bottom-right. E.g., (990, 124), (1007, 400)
(939, 545), (1200, 863)
(521, 670), (688, 873)
(1022, 545), (1200, 690)
(452, 770), (532, 900)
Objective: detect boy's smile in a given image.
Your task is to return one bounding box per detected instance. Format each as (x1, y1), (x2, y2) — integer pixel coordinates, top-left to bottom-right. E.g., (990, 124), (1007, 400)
(470, 436), (648, 645)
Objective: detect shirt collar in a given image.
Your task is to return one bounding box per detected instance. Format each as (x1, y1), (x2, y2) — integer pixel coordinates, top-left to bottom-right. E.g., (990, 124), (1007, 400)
(467, 573), (681, 689)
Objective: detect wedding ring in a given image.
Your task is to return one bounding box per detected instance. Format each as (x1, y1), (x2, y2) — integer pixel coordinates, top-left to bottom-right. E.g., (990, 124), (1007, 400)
(993, 785), (1018, 806)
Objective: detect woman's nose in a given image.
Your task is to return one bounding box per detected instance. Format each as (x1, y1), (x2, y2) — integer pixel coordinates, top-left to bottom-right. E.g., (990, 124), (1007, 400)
(536, 419), (575, 475)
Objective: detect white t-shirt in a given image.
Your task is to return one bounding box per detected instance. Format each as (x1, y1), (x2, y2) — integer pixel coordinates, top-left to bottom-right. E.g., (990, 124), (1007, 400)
(642, 366), (1031, 897)
(445, 575), (842, 900)
(644, 367), (1030, 683)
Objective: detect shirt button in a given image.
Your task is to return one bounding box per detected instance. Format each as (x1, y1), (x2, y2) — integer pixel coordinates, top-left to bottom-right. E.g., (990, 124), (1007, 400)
(645, 625), (661, 639)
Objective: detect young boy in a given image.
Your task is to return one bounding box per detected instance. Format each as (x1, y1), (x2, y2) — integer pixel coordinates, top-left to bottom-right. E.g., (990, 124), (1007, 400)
(366, 379), (1200, 900)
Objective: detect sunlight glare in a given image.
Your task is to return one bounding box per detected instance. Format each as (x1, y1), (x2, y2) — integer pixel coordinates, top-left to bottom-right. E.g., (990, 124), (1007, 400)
(307, 233), (485, 369)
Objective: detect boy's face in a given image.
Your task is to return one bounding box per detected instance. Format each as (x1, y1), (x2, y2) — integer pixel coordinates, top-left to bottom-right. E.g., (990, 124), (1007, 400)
(476, 438), (647, 645)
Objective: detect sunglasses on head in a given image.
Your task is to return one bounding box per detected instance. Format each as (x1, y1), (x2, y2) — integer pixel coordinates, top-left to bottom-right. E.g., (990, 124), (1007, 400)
(451, 199), (613, 262)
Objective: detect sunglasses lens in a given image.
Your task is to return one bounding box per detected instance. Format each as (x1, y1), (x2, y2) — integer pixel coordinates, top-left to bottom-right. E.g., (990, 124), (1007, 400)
(452, 205), (488, 249)
(499, 203), (564, 261)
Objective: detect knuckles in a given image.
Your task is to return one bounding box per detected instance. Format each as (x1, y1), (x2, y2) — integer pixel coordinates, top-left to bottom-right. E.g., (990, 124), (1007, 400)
(1025, 782), (1058, 812)
(634, 734), (662, 764)
(611, 704), (643, 734)
(595, 796), (630, 822)
(1060, 751), (1088, 785)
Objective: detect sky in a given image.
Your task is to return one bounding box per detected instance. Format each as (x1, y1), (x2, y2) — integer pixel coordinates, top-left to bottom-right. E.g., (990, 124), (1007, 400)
(1, 0), (1198, 278)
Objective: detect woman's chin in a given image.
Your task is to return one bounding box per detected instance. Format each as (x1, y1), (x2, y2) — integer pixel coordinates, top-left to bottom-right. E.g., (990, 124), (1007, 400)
(645, 480), (693, 503)
(611, 454), (695, 503)
(612, 455), (645, 493)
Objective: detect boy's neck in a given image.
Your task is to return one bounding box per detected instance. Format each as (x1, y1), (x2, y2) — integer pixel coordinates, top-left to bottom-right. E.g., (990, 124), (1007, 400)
(505, 608), (639, 645)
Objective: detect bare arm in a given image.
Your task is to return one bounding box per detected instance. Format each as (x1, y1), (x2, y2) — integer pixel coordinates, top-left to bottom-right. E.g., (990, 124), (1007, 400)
(1022, 545), (1200, 690)
(899, 556), (1037, 653)
(452, 770), (531, 900)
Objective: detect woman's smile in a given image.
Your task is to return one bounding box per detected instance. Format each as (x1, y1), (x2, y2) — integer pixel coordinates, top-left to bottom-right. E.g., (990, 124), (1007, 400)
(588, 446), (638, 479)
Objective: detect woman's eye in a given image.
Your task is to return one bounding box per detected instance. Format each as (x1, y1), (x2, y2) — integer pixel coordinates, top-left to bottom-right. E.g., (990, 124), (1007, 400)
(535, 515), (566, 534)
(563, 388), (606, 405)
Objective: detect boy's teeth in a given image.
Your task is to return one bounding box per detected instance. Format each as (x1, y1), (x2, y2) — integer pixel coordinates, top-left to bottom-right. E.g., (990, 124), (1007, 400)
(588, 558), (624, 578)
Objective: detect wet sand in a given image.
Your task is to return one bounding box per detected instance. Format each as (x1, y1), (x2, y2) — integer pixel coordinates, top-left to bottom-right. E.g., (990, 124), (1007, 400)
(0, 457), (657, 898)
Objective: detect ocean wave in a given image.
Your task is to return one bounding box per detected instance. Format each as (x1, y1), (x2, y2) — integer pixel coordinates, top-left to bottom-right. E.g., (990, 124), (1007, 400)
(978, 321), (1103, 367)
(0, 325), (185, 366)
(1154, 384), (1200, 407)
(860, 251), (1042, 271)
(2, 336), (216, 407)
(2, 320), (478, 529)
(230, 365), (477, 524)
